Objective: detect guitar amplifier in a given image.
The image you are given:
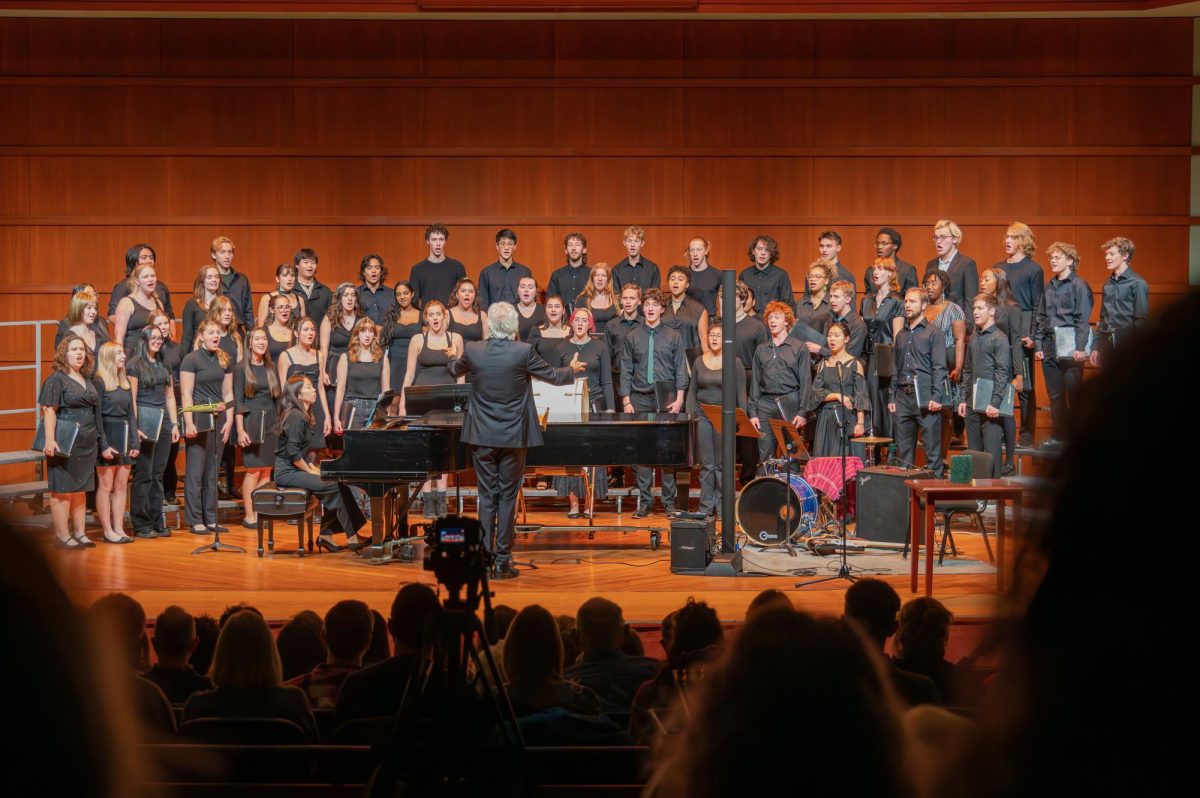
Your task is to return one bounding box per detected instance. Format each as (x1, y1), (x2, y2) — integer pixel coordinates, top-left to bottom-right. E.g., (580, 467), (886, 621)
(855, 466), (932, 544)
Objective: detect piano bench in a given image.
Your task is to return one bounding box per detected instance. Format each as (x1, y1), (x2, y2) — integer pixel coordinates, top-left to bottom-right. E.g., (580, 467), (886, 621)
(251, 482), (317, 558)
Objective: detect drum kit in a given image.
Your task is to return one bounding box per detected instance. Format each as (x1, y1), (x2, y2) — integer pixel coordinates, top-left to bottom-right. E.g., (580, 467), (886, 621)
(734, 435), (892, 553)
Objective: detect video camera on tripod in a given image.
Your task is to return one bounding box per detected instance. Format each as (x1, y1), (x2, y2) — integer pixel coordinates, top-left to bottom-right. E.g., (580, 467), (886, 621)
(423, 514), (489, 611)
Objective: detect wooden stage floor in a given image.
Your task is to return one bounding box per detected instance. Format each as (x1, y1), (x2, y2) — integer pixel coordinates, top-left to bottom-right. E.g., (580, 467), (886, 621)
(34, 507), (1004, 626)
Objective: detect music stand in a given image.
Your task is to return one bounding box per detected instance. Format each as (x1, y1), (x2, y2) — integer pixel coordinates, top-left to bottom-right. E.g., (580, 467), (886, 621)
(766, 417), (810, 464)
(404, 384), (472, 416)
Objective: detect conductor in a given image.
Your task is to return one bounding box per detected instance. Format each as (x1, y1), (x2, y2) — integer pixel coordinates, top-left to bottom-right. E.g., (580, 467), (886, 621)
(446, 301), (585, 579)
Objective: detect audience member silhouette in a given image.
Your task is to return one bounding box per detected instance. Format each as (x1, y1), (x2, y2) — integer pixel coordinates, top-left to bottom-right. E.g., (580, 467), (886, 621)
(564, 597), (661, 715)
(90, 593), (176, 736)
(289, 599), (373, 709)
(276, 610), (327, 681)
(182, 609), (318, 741)
(503, 604), (601, 718)
(146, 604), (215, 705)
(844, 579), (942, 707)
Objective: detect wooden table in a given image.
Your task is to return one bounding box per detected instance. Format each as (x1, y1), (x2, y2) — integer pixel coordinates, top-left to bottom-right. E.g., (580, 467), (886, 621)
(905, 478), (1025, 596)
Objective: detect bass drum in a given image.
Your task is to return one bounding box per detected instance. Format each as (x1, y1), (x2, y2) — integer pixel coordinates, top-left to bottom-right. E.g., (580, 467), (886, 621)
(736, 474), (820, 546)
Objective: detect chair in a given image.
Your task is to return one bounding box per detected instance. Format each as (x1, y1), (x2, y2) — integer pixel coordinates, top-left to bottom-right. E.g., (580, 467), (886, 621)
(251, 481), (317, 557)
(330, 715), (397, 746)
(935, 450), (995, 565)
(178, 717), (308, 745)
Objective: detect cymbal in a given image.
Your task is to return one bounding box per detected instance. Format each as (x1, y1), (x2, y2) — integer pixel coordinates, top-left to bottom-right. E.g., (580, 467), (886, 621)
(852, 435), (893, 444)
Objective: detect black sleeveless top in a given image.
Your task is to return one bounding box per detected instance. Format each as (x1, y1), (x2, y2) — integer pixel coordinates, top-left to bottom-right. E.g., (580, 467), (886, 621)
(123, 297), (157, 353)
(326, 315), (364, 384)
(448, 311), (483, 344)
(345, 358), (384, 399)
(413, 333), (454, 386)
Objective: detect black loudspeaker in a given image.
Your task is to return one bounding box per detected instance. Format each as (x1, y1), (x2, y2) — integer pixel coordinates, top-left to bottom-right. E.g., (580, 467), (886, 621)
(670, 518), (714, 574)
(855, 466), (933, 544)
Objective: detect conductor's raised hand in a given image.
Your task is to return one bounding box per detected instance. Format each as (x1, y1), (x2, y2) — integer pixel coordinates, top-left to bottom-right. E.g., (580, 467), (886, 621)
(568, 353), (587, 374)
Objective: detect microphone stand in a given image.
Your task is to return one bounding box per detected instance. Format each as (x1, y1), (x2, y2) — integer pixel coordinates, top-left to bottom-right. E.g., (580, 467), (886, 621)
(797, 360), (857, 587)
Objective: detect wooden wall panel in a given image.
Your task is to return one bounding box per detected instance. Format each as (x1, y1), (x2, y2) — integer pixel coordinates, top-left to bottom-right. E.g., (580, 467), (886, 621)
(28, 226), (166, 287)
(945, 157), (1078, 218)
(556, 158), (685, 219)
(1076, 19), (1193, 77)
(292, 19), (423, 78)
(682, 20), (814, 79)
(813, 21), (946, 78)
(26, 18), (162, 76)
(1075, 156), (1190, 217)
(161, 87), (296, 147)
(164, 157), (292, 218)
(559, 88), (683, 149)
(427, 88), (555, 148)
(683, 157), (813, 219)
(420, 157), (551, 218)
(28, 86), (164, 147)
(0, 227), (31, 283)
(944, 19), (1078, 77)
(0, 157), (29, 218)
(293, 88), (424, 147)
(161, 19), (294, 77)
(0, 19), (28, 75)
(812, 157), (945, 217)
(682, 88), (811, 148)
(556, 21), (685, 79)
(1073, 86), (1191, 147)
(421, 21), (554, 78)
(943, 86), (1075, 146)
(0, 88), (30, 146)
(813, 87), (944, 147)
(28, 157), (168, 218)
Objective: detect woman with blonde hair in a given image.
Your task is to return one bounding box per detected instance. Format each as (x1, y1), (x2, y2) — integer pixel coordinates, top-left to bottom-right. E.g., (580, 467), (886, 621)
(334, 317), (389, 434)
(202, 295), (243, 363)
(92, 342), (139, 544)
(112, 261), (164, 355)
(56, 288), (109, 352)
(180, 319), (235, 535)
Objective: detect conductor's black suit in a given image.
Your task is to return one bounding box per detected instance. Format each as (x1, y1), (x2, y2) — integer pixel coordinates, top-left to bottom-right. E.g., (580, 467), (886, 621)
(447, 338), (576, 569)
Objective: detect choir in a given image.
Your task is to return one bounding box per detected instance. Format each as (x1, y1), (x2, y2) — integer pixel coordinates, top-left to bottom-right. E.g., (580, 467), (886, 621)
(35, 222), (1148, 549)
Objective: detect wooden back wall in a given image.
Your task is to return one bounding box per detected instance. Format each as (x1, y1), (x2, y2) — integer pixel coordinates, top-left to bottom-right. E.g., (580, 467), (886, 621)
(0, 15), (1193, 455)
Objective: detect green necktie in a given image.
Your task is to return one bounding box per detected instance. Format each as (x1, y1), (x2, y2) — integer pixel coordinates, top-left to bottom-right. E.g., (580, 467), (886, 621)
(646, 329), (655, 384)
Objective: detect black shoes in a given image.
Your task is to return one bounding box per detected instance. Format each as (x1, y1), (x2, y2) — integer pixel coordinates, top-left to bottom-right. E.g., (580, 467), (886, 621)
(73, 534), (96, 549)
(134, 529), (159, 539)
(53, 536), (81, 550)
(316, 536), (346, 553)
(631, 506), (651, 519)
(492, 561), (519, 580)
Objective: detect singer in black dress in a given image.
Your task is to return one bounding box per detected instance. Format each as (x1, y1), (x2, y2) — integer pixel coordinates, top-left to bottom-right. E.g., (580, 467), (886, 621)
(334, 318), (388, 433)
(93, 342), (139, 544)
(685, 326), (748, 519)
(236, 328), (283, 528)
(382, 281), (422, 391)
(860, 258), (904, 447)
(811, 321), (869, 459)
(552, 308), (614, 517)
(277, 317), (330, 455)
(128, 324), (179, 538)
(39, 335), (106, 549)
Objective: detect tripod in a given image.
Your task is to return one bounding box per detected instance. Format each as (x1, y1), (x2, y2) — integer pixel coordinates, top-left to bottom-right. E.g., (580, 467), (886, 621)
(365, 554), (524, 797)
(797, 362), (857, 588)
(190, 411), (244, 555)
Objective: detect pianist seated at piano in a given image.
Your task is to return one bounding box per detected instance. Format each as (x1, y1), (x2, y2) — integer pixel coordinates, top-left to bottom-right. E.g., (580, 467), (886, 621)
(276, 375), (369, 553)
(446, 302), (585, 579)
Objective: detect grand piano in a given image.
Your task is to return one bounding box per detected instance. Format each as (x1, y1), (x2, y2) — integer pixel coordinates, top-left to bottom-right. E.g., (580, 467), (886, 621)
(322, 407), (695, 561)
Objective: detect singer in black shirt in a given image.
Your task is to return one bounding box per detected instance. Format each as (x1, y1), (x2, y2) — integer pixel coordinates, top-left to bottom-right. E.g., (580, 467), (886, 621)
(889, 288), (948, 478)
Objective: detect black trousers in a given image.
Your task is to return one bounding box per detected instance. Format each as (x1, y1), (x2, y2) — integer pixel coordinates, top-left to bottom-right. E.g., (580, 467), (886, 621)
(894, 390), (944, 478)
(695, 413), (724, 517)
(1017, 345), (1037, 439)
(1041, 355), (1083, 440)
(274, 465), (367, 535)
(754, 398), (784, 465)
(472, 445), (526, 563)
(965, 410), (1004, 478)
(184, 429), (222, 527)
(628, 392), (685, 511)
(131, 419), (171, 532)
(162, 440), (179, 497)
(220, 440), (237, 494)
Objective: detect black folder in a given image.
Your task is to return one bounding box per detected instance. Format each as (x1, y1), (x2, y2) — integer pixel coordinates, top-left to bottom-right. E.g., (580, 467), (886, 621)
(32, 418), (80, 457)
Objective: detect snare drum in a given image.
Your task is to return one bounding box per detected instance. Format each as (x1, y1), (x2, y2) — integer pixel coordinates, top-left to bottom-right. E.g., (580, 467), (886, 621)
(735, 474), (820, 546)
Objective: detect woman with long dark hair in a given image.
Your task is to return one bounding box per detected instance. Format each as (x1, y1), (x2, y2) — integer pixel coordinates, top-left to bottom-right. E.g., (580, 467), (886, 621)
(527, 295), (570, 363)
(128, 323), (179, 538)
(811, 320), (870, 459)
(235, 327), (282, 529)
(149, 310), (184, 502)
(275, 375), (367, 552)
(979, 267), (1025, 474)
(448, 276), (488, 344)
(180, 320), (235, 535)
(381, 281), (422, 393)
(264, 293), (296, 362)
(39, 335), (107, 549)
(256, 263), (307, 328)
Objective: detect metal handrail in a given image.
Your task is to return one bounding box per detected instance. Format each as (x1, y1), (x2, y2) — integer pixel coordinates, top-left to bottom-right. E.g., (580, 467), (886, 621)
(0, 320), (58, 420)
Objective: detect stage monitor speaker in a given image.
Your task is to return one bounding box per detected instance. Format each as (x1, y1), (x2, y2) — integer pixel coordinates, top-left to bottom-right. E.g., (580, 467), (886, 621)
(670, 518), (714, 574)
(855, 466), (933, 544)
